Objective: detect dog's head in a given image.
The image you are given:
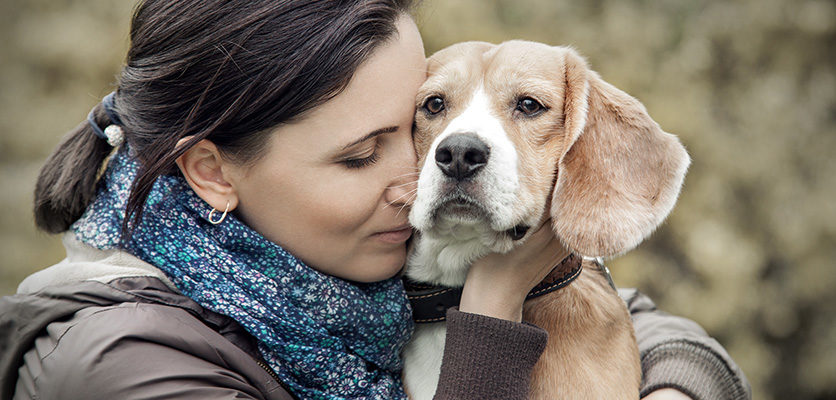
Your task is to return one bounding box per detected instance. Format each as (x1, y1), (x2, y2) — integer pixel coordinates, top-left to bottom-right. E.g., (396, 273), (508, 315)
(409, 40), (690, 258)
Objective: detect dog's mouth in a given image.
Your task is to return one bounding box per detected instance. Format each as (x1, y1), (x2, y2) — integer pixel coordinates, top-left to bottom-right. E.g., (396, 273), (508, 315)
(433, 195), (487, 222)
(430, 194), (532, 241)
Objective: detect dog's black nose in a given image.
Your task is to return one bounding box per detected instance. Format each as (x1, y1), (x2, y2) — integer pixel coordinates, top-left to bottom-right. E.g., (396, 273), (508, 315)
(435, 133), (490, 180)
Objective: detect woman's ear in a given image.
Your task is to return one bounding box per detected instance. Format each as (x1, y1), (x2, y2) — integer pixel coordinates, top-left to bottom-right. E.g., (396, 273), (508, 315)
(550, 47), (691, 258)
(175, 138), (240, 212)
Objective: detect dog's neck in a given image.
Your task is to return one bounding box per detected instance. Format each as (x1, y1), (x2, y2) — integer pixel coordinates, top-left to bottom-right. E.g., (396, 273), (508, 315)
(406, 212), (549, 287)
(404, 253), (583, 323)
(405, 223), (508, 287)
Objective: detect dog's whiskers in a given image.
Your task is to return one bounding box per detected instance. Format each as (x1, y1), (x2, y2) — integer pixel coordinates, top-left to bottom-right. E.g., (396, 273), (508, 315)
(390, 171), (421, 181)
(388, 179), (419, 189)
(385, 188), (418, 212)
(395, 192), (418, 218)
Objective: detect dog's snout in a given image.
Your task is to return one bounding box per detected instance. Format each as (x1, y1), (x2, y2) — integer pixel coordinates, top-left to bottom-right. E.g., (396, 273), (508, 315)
(434, 134), (490, 180)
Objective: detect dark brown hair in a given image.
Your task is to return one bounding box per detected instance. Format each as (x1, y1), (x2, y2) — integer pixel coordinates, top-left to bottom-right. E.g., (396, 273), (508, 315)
(34, 0), (415, 235)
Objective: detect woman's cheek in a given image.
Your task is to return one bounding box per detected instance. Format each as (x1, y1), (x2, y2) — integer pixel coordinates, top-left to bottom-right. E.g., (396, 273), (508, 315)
(316, 177), (380, 233)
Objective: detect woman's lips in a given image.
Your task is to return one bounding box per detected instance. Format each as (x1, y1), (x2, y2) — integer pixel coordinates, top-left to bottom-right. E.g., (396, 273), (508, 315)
(373, 226), (413, 244)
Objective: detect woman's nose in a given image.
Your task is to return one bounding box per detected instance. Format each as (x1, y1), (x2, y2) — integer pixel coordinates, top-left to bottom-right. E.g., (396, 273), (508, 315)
(385, 171), (418, 208)
(384, 136), (419, 207)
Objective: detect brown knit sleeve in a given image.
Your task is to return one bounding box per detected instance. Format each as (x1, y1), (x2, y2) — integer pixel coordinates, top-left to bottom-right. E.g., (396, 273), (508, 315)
(620, 289), (752, 400)
(432, 307), (547, 400)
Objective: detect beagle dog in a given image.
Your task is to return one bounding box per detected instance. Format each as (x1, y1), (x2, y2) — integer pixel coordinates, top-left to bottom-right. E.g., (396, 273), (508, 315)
(402, 41), (690, 399)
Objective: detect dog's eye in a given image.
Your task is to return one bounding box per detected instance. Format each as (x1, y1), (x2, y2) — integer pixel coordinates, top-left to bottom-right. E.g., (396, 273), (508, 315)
(423, 96), (445, 115)
(516, 97), (545, 116)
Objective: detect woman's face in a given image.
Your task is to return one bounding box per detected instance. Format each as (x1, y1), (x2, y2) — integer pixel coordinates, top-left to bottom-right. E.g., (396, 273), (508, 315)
(229, 15), (426, 282)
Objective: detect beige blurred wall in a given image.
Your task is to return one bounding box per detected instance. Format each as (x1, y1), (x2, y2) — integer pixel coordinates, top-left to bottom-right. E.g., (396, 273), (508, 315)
(1, 0), (834, 399)
(0, 0), (135, 293)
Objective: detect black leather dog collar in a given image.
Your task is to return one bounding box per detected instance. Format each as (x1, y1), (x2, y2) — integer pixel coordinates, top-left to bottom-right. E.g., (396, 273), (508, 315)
(404, 254), (583, 324)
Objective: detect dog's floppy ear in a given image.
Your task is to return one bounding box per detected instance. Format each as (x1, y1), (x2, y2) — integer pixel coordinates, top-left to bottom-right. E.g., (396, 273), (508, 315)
(550, 47), (690, 258)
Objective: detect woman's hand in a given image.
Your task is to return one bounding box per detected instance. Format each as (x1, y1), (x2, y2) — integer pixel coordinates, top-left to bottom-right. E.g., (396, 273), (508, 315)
(642, 388), (694, 400)
(459, 219), (571, 322)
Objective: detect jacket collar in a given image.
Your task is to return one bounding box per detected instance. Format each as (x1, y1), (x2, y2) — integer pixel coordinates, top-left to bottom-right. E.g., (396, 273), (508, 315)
(17, 233), (177, 295)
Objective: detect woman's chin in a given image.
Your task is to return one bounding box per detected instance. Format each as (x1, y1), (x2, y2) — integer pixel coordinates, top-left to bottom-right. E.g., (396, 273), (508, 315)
(341, 249), (407, 283)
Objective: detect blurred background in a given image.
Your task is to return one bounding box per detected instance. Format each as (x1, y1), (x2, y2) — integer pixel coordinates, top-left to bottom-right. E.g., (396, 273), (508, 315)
(0, 0), (833, 398)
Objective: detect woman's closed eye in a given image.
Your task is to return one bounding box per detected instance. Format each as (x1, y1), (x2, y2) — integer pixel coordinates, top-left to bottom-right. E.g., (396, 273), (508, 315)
(342, 141), (381, 169)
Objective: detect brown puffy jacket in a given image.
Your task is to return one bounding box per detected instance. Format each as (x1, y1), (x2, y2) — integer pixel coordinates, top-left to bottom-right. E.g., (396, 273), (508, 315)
(0, 235), (750, 399)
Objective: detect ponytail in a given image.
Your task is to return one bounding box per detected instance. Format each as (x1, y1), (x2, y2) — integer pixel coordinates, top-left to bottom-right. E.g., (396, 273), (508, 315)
(33, 104), (114, 233)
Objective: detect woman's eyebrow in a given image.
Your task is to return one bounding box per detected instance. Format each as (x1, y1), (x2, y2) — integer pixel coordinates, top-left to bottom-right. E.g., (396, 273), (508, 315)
(340, 126), (399, 150)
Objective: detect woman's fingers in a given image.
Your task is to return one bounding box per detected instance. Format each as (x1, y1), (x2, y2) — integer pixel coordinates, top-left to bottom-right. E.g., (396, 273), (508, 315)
(459, 219), (572, 321)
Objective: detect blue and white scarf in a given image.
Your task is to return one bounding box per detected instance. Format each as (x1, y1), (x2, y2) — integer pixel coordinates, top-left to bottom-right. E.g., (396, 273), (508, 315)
(72, 146), (413, 399)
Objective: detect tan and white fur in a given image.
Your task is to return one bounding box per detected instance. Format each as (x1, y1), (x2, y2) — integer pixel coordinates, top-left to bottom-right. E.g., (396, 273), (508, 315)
(402, 41), (690, 399)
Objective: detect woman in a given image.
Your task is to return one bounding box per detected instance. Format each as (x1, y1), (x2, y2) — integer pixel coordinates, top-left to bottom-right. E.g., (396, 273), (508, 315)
(0, 1), (750, 399)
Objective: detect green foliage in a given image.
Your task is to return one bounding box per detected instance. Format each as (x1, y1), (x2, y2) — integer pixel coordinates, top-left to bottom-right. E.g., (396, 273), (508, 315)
(1, 0), (833, 398)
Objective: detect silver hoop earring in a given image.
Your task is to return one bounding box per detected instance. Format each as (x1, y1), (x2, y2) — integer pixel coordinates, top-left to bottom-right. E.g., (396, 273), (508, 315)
(208, 201), (230, 225)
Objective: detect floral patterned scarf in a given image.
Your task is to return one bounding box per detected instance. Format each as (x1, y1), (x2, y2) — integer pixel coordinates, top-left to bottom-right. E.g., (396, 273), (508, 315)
(72, 146), (413, 399)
